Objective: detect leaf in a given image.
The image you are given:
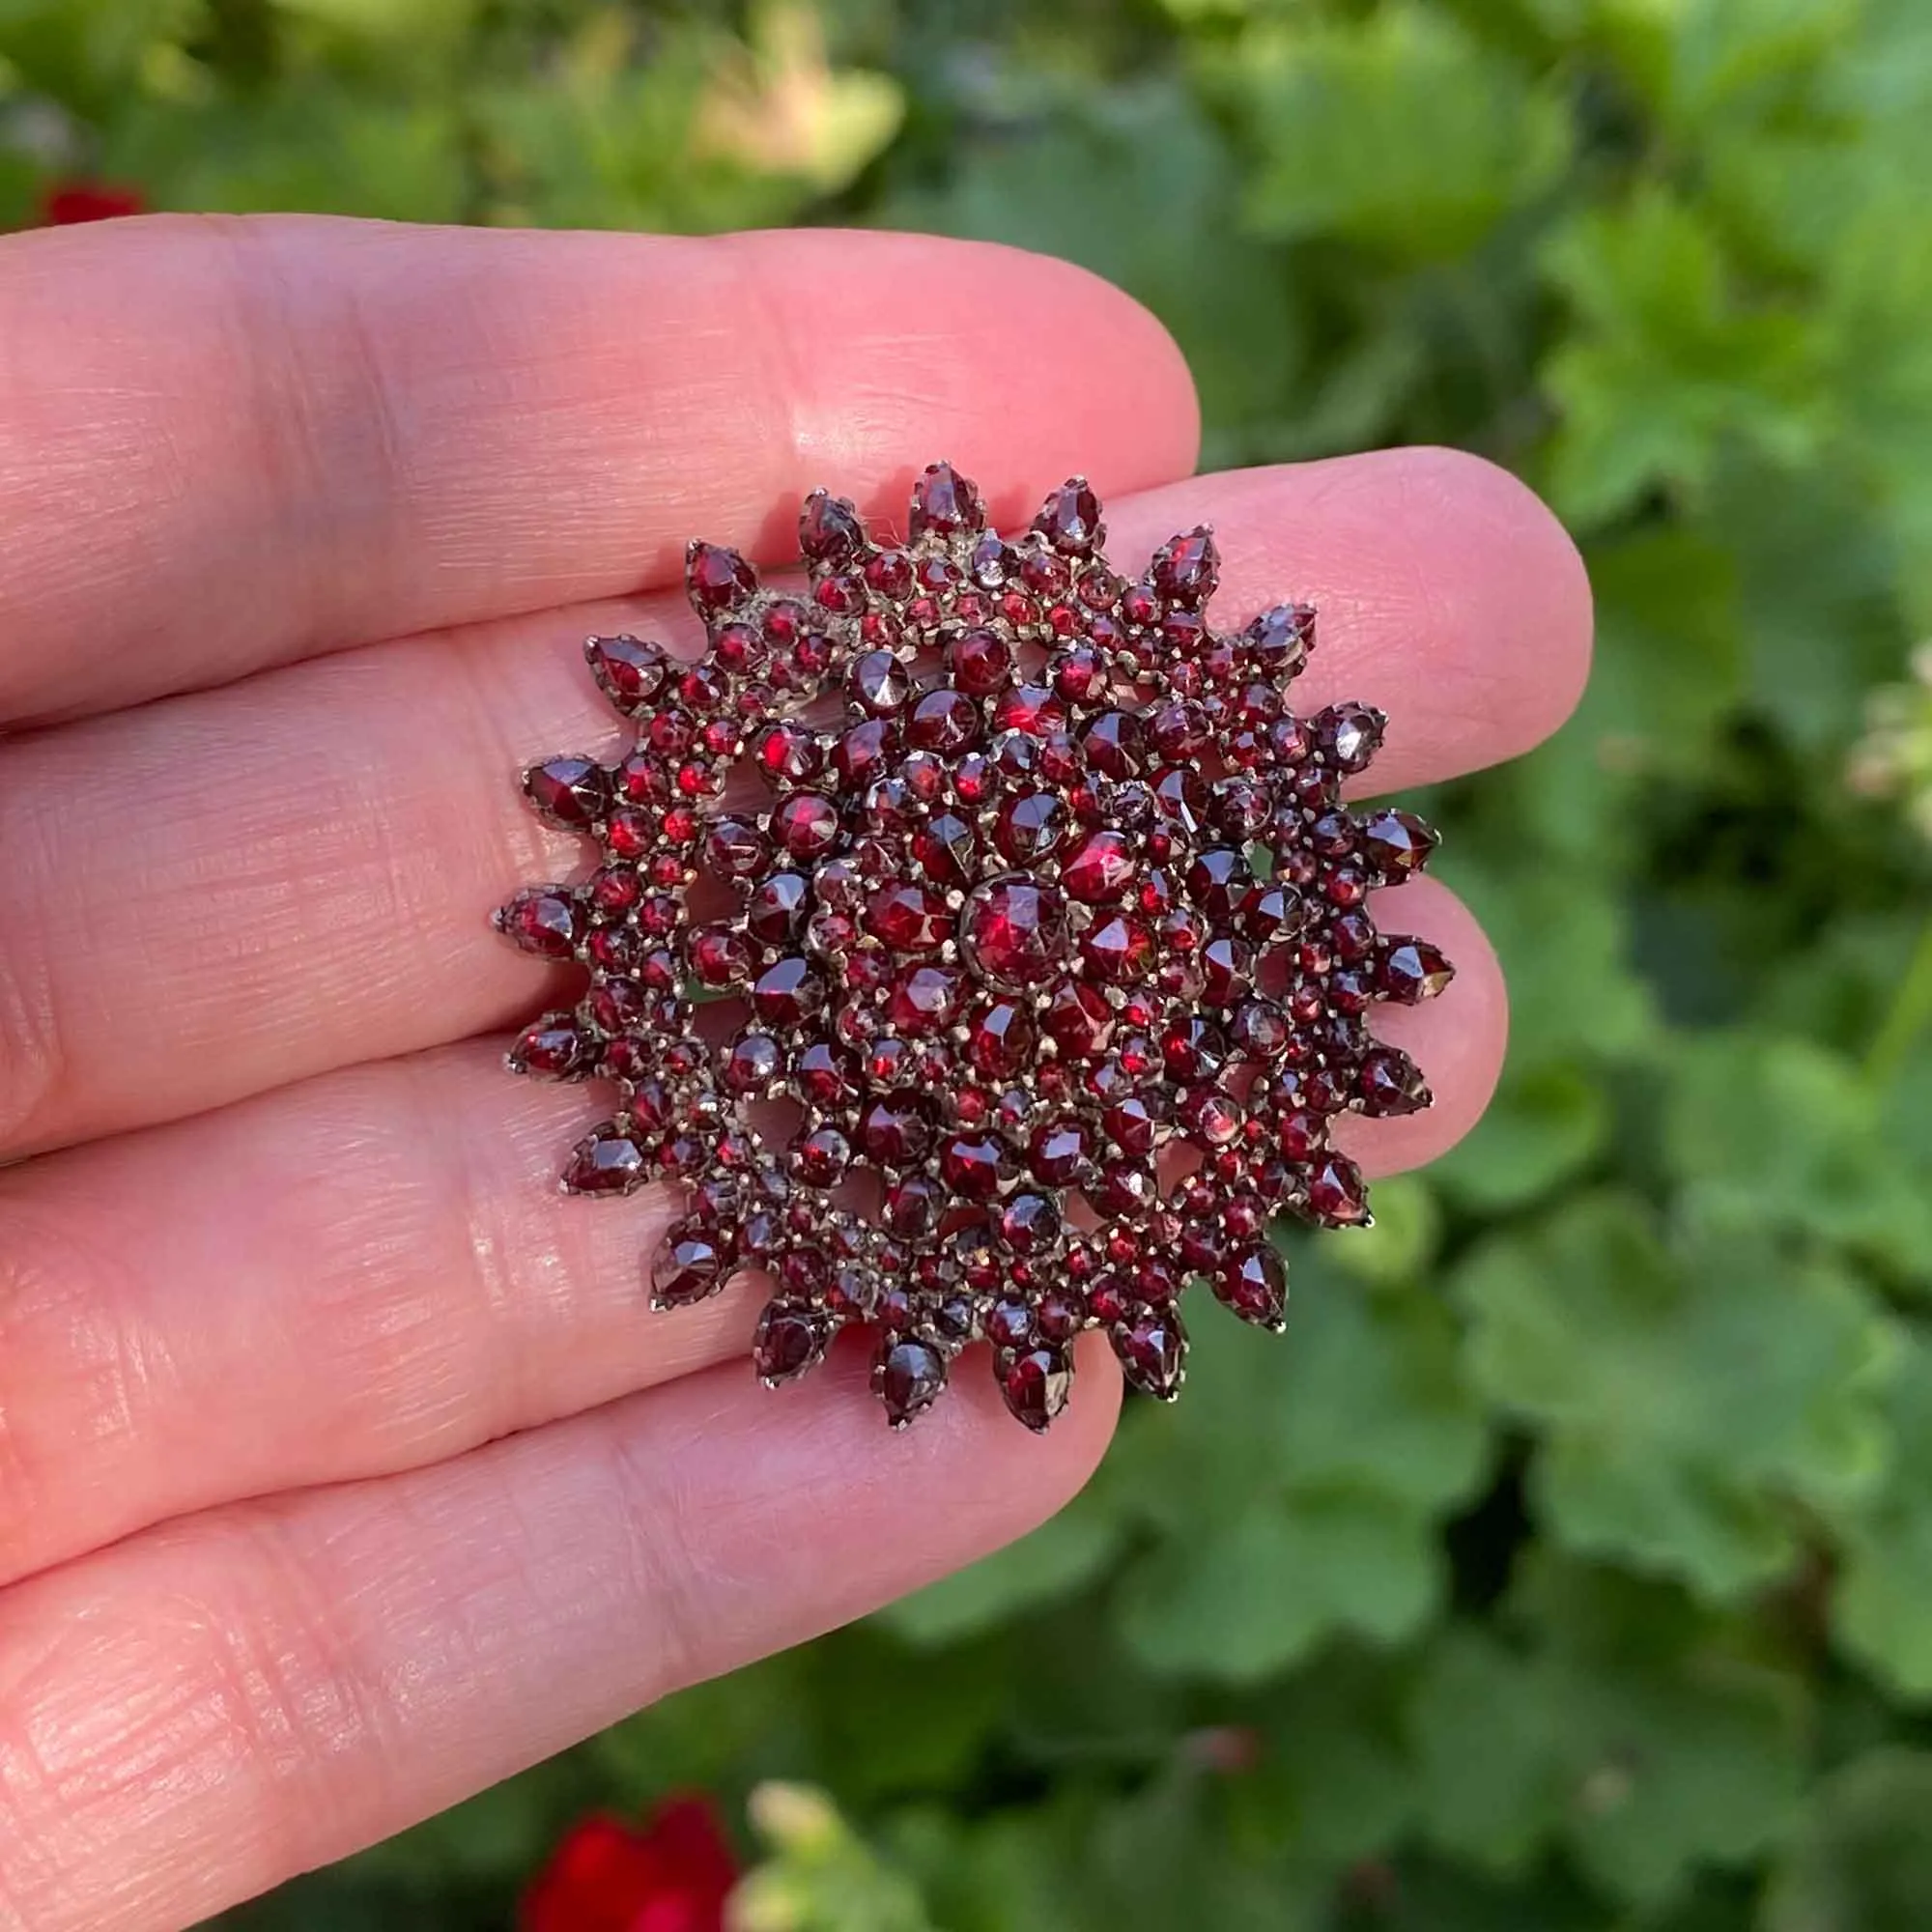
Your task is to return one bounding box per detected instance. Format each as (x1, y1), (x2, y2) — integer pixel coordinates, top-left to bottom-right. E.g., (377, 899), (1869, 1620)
(1111, 1269), (1488, 1679)
(1440, 860), (1658, 1069)
(1118, 1487), (1443, 1681)
(1237, 1645), (1420, 1867)
(1541, 186), (1823, 526)
(1458, 1192), (1897, 1597)
(1225, 6), (1572, 262)
(1830, 1329), (1932, 1701)
(879, 77), (1296, 460)
(1760, 1749), (1932, 1932)
(1662, 1031), (1932, 1285)
(1429, 1061), (1609, 1212)
(1408, 1562), (1811, 1906)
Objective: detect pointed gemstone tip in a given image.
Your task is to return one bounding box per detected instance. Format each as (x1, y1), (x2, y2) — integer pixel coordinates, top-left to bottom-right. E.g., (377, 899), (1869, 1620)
(685, 539), (757, 614)
(1033, 476), (1103, 554)
(909, 460), (982, 539)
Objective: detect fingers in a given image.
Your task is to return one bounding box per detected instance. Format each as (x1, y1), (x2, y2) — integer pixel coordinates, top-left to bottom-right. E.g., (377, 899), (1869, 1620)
(0, 1346), (1121, 1932)
(0, 875), (1498, 1585)
(0, 449), (1585, 1156)
(0, 216), (1198, 724)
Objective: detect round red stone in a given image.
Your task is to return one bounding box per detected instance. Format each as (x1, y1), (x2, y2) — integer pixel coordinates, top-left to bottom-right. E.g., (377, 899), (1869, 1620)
(958, 877), (1072, 990)
(773, 792), (841, 860)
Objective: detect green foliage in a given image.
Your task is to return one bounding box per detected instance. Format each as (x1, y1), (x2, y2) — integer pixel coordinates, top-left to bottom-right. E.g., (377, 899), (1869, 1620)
(1459, 1192), (1895, 1597)
(15, 1), (1932, 1927)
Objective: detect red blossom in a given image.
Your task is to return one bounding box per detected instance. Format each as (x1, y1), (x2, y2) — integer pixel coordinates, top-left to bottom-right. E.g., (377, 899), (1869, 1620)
(40, 183), (147, 225)
(522, 1795), (739, 1932)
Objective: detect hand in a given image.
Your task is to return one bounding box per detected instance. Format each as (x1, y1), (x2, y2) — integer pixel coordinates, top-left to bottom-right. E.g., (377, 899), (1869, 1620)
(0, 215), (1589, 1930)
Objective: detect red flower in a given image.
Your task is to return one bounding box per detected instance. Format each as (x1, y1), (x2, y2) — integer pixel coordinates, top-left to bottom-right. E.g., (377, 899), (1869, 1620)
(40, 183), (147, 226)
(522, 1795), (739, 1932)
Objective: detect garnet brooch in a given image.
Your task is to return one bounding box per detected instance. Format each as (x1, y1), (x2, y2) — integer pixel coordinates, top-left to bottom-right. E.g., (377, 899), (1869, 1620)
(497, 464), (1450, 1432)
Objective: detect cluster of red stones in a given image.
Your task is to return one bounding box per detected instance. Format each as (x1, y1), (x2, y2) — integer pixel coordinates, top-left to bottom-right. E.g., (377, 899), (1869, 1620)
(497, 464), (1450, 1431)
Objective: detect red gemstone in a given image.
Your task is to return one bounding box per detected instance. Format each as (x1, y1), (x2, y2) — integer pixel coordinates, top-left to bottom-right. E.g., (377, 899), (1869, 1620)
(889, 963), (965, 1033)
(865, 883), (951, 953)
(497, 887), (581, 958)
(686, 539), (756, 612)
(1114, 1310), (1186, 1399)
(1358, 1048), (1431, 1116)
(1080, 914), (1151, 983)
(754, 1302), (831, 1381)
(914, 810), (977, 885)
(583, 633), (668, 713)
(1216, 1243), (1287, 1326)
(858, 1096), (934, 1167)
(999, 1192), (1062, 1255)
(789, 1124), (851, 1187)
(909, 461), (982, 538)
(939, 1132), (1009, 1199)
(562, 1126), (648, 1196)
(752, 721), (821, 785)
(1000, 1345), (1073, 1433)
(752, 956), (822, 1027)
(1043, 980), (1113, 1059)
(994, 790), (1068, 865)
(1316, 701), (1385, 774)
(703, 815), (769, 878)
(1034, 477), (1102, 554)
(773, 792), (841, 860)
(1151, 526), (1219, 607)
(1378, 938), (1455, 1004)
(1306, 1153), (1370, 1225)
(1359, 809), (1438, 878)
(965, 1001), (1037, 1079)
(873, 1336), (948, 1427)
(800, 489), (864, 564)
(523, 756), (607, 830)
(950, 627), (1012, 695)
(958, 878), (1072, 990)
(905, 686), (981, 753)
(508, 1015), (592, 1079)
(653, 1222), (729, 1305)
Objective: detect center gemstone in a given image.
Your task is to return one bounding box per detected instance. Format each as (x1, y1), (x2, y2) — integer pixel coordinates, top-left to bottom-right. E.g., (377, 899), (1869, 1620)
(957, 875), (1072, 991)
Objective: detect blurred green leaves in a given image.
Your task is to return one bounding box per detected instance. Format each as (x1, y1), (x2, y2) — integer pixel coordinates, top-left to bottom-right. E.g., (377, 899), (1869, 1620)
(26, 1), (1932, 1928)
(1460, 1193), (1894, 1598)
(1224, 6), (1571, 262)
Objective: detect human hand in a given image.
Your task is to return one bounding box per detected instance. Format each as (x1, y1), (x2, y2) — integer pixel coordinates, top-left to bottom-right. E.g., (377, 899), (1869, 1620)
(0, 215), (1589, 1929)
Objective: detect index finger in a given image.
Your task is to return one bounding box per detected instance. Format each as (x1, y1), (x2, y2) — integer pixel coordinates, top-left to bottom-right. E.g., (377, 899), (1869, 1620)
(0, 216), (1199, 724)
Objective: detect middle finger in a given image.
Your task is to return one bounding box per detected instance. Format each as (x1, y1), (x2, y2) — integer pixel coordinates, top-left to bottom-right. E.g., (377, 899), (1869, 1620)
(0, 452), (1586, 1159)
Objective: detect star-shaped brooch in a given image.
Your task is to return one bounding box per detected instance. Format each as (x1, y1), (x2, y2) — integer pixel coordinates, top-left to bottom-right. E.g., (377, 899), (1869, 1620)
(497, 464), (1450, 1431)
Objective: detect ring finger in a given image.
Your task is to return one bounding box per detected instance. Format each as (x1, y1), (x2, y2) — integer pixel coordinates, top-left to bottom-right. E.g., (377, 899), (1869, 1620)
(0, 875), (1499, 1583)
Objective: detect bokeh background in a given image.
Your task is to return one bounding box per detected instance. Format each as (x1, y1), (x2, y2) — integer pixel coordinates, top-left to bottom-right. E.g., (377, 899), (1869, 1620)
(9, 1), (1932, 1926)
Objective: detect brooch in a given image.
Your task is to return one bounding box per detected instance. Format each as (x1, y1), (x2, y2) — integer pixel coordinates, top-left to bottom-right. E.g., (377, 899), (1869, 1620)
(497, 465), (1449, 1431)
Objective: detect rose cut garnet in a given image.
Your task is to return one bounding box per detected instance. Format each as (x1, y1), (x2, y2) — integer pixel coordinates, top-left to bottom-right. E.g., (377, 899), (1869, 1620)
(497, 465), (1447, 1430)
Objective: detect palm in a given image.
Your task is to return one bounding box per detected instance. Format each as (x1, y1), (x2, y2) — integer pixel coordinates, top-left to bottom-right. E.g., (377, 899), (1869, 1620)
(0, 214), (1588, 1931)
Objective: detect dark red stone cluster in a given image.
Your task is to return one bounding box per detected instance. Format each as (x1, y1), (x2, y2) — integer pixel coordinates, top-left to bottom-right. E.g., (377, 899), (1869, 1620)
(497, 464), (1450, 1432)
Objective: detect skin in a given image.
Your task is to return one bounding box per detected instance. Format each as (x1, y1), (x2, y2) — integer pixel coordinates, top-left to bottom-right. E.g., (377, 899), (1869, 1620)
(0, 216), (1593, 1931)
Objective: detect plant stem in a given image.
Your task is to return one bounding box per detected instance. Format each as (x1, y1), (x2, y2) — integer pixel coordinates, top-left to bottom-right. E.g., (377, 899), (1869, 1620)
(1864, 912), (1932, 1088)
